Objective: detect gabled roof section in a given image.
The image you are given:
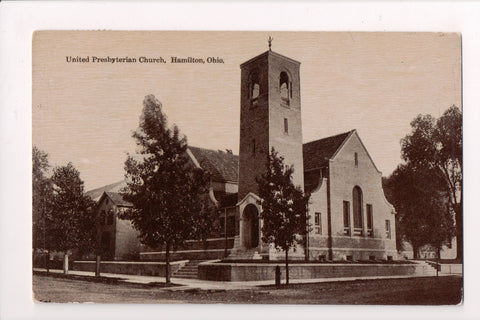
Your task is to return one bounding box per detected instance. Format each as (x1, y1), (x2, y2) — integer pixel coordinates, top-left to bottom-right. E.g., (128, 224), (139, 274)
(85, 180), (126, 201)
(104, 191), (132, 207)
(303, 130), (354, 171)
(188, 146), (239, 183)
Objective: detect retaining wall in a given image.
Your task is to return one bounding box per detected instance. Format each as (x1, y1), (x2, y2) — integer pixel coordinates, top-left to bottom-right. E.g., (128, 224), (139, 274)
(198, 262), (434, 281)
(73, 260), (187, 277)
(140, 238), (234, 261)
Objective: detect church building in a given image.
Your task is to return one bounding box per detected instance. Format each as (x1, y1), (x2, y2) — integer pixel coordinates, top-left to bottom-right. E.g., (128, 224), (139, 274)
(88, 47), (398, 262)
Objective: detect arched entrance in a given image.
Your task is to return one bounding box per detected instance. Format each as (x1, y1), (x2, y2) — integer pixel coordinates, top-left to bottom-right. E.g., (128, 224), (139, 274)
(243, 204), (259, 248)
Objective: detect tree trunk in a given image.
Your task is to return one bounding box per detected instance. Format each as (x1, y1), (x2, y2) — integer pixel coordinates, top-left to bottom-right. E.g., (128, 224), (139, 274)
(45, 251), (50, 274)
(412, 244), (420, 260)
(436, 247), (440, 277)
(63, 252), (69, 275)
(285, 249), (289, 285)
(95, 255), (101, 277)
(455, 204), (463, 262)
(165, 242), (171, 285)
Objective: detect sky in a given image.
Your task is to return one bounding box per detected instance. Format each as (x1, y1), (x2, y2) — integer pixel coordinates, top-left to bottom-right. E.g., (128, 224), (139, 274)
(32, 31), (461, 191)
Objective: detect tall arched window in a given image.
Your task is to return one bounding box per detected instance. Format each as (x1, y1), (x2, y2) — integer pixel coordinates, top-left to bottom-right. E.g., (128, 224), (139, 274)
(249, 71), (260, 106)
(279, 71), (290, 104)
(352, 186), (363, 235)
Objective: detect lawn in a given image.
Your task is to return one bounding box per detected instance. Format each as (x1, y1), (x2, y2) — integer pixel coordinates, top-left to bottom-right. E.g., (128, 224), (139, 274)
(33, 274), (462, 304)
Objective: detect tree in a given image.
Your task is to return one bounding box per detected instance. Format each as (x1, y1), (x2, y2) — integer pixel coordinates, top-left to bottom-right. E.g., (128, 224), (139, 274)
(256, 148), (310, 285)
(386, 163), (455, 259)
(120, 95), (210, 284)
(48, 162), (96, 274)
(32, 146), (53, 270)
(400, 105), (462, 260)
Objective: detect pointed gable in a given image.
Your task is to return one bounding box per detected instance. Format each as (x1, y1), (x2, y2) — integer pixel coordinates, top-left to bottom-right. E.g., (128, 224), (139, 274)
(105, 192), (132, 207)
(303, 130), (354, 171)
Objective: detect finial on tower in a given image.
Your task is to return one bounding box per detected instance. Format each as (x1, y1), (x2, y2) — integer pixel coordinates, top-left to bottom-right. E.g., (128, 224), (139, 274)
(268, 36), (273, 51)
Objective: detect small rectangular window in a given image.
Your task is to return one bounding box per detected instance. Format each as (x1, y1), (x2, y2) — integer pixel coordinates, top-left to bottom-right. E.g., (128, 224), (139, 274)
(107, 210), (114, 225)
(385, 220), (391, 239)
(354, 152), (358, 167)
(343, 201), (350, 235)
(367, 204), (373, 237)
(252, 139), (256, 154)
(284, 118), (288, 134)
(100, 210), (106, 225)
(314, 212), (321, 234)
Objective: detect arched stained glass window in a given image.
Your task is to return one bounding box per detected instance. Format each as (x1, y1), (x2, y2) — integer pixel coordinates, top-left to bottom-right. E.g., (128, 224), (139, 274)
(352, 186), (363, 231)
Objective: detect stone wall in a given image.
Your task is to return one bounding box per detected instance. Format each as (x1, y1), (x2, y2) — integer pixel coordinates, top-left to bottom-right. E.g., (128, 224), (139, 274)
(73, 260), (186, 277)
(198, 261), (434, 281)
(140, 238), (235, 261)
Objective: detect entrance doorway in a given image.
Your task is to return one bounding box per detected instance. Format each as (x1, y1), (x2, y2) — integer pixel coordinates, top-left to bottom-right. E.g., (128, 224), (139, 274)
(243, 204), (259, 248)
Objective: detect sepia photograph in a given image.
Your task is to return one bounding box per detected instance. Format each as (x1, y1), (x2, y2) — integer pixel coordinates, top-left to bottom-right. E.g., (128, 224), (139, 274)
(30, 30), (463, 305)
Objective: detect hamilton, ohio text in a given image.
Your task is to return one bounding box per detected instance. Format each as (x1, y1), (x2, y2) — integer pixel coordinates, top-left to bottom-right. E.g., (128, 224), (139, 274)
(65, 56), (225, 64)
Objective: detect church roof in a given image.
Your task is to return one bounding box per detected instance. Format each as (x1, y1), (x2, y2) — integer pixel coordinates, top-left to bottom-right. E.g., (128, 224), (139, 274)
(188, 146), (239, 183)
(86, 131), (358, 198)
(303, 130), (354, 171)
(85, 180), (126, 201)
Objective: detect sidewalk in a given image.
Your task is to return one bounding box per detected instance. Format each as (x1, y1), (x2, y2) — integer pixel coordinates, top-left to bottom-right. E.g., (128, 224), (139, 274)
(32, 268), (461, 291)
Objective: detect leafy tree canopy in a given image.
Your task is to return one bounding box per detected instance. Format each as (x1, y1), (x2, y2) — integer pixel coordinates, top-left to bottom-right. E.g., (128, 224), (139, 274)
(32, 146), (53, 250)
(386, 163), (455, 257)
(120, 95), (211, 257)
(389, 105), (461, 259)
(46, 162), (96, 253)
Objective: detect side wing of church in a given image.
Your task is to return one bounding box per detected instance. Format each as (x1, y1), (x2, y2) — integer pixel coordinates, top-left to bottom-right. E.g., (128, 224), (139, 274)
(305, 130), (397, 261)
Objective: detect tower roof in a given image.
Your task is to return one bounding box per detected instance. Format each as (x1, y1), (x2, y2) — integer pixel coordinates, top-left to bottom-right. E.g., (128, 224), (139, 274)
(240, 50), (301, 68)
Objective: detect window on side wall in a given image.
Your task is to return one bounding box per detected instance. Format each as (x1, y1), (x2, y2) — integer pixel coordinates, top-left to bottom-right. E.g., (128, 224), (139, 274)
(385, 220), (391, 239)
(366, 204), (373, 237)
(100, 210), (106, 225)
(343, 201), (350, 236)
(314, 212), (321, 234)
(107, 209), (114, 225)
(352, 186), (363, 236)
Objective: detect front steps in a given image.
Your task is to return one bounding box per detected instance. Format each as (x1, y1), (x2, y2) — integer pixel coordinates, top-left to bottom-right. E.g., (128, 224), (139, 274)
(414, 260), (438, 276)
(224, 248), (263, 260)
(172, 260), (205, 279)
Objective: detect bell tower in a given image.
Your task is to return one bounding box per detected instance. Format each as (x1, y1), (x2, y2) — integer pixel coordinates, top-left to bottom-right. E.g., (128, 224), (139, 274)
(238, 48), (304, 201)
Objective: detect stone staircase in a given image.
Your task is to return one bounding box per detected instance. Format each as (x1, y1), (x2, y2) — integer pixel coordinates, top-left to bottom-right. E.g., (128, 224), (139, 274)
(172, 260), (204, 279)
(224, 248), (263, 261)
(414, 260), (438, 276)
